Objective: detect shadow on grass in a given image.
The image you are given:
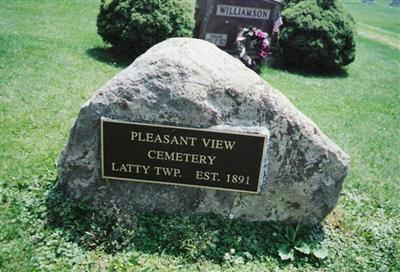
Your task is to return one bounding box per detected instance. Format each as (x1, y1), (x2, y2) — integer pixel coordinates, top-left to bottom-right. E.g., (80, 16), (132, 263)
(45, 187), (327, 265)
(275, 66), (349, 79)
(86, 46), (134, 68)
(265, 56), (349, 78)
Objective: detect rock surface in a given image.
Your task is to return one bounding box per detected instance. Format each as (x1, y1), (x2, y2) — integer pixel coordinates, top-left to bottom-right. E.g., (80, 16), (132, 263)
(57, 38), (350, 225)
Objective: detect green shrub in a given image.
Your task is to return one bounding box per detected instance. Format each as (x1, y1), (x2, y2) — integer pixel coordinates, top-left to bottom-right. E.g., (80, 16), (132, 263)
(279, 0), (356, 71)
(97, 0), (194, 57)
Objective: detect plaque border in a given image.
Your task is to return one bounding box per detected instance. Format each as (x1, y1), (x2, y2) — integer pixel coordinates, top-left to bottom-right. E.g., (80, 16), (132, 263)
(100, 117), (268, 194)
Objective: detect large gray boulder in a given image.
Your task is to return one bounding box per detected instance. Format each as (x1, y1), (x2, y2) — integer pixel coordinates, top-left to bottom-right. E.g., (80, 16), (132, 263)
(57, 38), (350, 225)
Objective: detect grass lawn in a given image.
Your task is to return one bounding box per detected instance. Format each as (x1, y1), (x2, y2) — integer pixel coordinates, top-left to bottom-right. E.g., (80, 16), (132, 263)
(0, 0), (399, 271)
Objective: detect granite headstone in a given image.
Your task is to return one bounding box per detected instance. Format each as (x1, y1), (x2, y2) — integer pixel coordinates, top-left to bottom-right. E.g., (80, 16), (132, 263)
(194, 0), (282, 54)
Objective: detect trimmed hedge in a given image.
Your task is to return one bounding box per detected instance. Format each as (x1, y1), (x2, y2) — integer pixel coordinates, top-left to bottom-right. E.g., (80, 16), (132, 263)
(97, 0), (194, 57)
(279, 0), (356, 71)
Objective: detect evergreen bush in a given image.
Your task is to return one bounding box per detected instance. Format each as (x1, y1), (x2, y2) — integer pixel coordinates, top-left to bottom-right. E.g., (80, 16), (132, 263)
(279, 0), (356, 71)
(97, 0), (194, 57)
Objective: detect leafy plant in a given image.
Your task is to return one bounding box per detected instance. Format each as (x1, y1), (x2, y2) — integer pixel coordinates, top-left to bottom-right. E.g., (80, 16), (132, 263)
(273, 223), (330, 261)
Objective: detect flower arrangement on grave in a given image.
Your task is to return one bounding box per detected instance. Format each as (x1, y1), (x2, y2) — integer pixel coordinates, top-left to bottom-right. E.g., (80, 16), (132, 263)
(236, 27), (271, 71)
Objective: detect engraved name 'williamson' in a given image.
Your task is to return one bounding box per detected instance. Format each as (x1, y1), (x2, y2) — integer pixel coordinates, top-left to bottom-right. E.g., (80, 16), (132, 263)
(216, 5), (271, 20)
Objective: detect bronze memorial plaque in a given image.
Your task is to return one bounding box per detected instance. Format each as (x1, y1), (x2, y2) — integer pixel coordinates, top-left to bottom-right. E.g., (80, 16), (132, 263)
(101, 118), (268, 194)
(194, 0), (283, 54)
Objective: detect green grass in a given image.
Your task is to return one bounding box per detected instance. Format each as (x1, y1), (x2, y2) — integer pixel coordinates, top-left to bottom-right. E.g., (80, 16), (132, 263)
(344, 0), (400, 33)
(344, 0), (400, 49)
(1, 0), (399, 271)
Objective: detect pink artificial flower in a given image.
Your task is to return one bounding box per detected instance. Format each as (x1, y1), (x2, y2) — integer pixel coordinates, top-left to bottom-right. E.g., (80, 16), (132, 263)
(258, 50), (267, 59)
(261, 39), (269, 49)
(255, 30), (267, 39)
